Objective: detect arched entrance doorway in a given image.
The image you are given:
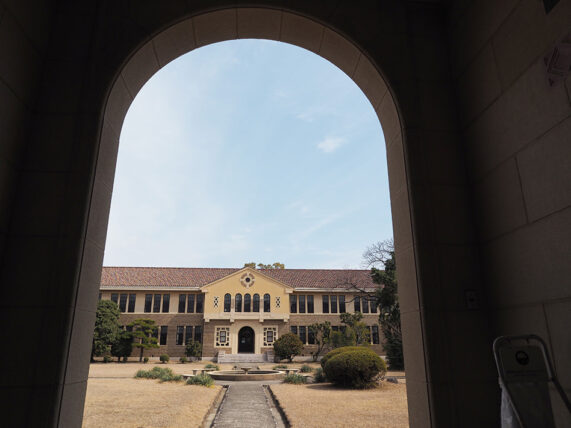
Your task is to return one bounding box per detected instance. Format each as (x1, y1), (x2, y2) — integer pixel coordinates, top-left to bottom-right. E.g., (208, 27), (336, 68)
(238, 327), (255, 353)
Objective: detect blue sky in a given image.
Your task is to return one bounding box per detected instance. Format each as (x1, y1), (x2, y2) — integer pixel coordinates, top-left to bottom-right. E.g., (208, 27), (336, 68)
(103, 40), (392, 269)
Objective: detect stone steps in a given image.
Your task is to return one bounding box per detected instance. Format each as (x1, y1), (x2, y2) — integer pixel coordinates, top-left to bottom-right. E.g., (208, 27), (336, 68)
(217, 352), (270, 363)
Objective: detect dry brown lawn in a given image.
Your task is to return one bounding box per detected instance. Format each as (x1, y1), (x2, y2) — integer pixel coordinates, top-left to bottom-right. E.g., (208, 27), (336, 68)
(83, 363), (222, 428)
(270, 382), (409, 428)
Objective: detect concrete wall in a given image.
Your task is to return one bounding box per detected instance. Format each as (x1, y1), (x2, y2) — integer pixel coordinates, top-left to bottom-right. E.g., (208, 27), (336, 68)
(450, 1), (571, 424)
(0, 1), (569, 427)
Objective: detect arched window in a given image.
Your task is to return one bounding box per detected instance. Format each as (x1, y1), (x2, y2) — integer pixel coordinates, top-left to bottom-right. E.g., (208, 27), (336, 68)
(224, 293), (231, 312)
(263, 293), (270, 312)
(253, 294), (260, 312)
(235, 293), (242, 312)
(244, 293), (251, 312)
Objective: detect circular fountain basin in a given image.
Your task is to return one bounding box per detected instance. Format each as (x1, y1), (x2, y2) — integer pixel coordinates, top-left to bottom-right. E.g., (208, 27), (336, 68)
(209, 370), (285, 381)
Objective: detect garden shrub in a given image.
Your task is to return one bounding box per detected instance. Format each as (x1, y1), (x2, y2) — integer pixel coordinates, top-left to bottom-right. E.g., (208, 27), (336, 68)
(324, 349), (386, 389)
(122, 356), (128, 363)
(273, 365), (288, 370)
(134, 367), (182, 382)
(179, 356), (188, 364)
(103, 355), (112, 363)
(186, 374), (214, 387)
(313, 367), (326, 383)
(320, 346), (375, 369)
(300, 364), (312, 373)
(160, 354), (170, 363)
(273, 333), (304, 362)
(143, 356), (149, 363)
(283, 374), (307, 384)
(204, 363), (219, 370)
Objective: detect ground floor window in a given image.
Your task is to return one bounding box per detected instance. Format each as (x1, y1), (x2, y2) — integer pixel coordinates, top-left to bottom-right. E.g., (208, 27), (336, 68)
(215, 327), (230, 347)
(195, 326), (203, 343)
(160, 326), (168, 345)
(176, 326), (184, 345)
(371, 325), (380, 344)
(263, 327), (277, 346)
(185, 326), (193, 344)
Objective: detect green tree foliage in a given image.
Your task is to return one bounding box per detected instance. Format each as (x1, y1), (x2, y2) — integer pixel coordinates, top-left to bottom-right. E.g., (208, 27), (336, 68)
(111, 330), (133, 362)
(128, 318), (160, 362)
(370, 240), (403, 370)
(185, 339), (202, 359)
(308, 321), (332, 361)
(340, 312), (370, 345)
(273, 332), (304, 362)
(92, 300), (121, 360)
(243, 262), (285, 269)
(329, 329), (356, 348)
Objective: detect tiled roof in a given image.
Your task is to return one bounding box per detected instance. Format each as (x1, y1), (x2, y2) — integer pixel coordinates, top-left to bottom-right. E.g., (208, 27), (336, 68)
(101, 267), (376, 289)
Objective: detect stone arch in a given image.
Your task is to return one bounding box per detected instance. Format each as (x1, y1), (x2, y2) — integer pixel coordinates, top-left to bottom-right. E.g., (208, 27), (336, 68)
(7, 4), (493, 427)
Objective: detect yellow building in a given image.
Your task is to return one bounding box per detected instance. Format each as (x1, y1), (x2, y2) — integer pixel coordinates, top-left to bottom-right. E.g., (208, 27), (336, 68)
(100, 266), (383, 362)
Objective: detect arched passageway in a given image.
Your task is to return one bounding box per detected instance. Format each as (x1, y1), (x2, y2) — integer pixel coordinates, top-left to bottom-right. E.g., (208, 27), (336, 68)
(238, 327), (255, 353)
(3, 2), (570, 427)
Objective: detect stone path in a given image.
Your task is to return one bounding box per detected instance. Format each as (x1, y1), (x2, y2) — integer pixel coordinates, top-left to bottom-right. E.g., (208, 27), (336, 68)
(212, 382), (285, 428)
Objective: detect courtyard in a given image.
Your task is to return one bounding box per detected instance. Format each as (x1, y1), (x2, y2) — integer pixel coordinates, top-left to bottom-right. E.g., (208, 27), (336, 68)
(83, 362), (408, 427)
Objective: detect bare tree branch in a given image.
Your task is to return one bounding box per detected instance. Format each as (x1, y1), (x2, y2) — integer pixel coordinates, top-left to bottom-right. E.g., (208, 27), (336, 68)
(361, 238), (394, 269)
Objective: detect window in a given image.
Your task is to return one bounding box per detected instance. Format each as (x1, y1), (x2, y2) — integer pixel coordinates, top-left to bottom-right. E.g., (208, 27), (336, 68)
(160, 326), (168, 345)
(213, 296), (219, 308)
(244, 293), (251, 312)
(299, 326), (306, 344)
(128, 294), (136, 312)
(153, 294), (161, 313)
(338, 295), (346, 313)
(216, 327), (230, 347)
(263, 294), (270, 312)
(372, 325), (380, 344)
(307, 295), (314, 313)
(332, 326), (339, 332)
(253, 294), (260, 312)
(162, 294), (170, 312)
(144, 294), (152, 312)
(126, 325), (133, 333)
(308, 327), (315, 344)
(362, 296), (369, 313)
(290, 295), (297, 313)
(354, 296), (361, 312)
(194, 325), (203, 343)
(264, 327), (277, 346)
(98, 293), (102, 301)
(119, 293), (127, 312)
(370, 299), (377, 313)
(224, 294), (231, 312)
(111, 293), (118, 304)
(322, 295), (329, 313)
(187, 294), (195, 313)
(275, 296), (281, 308)
(299, 295), (306, 313)
(196, 294), (204, 313)
(176, 326), (184, 345)
(178, 294), (186, 313)
(185, 326), (193, 344)
(290, 326), (298, 335)
(330, 295), (338, 313)
(235, 293), (242, 312)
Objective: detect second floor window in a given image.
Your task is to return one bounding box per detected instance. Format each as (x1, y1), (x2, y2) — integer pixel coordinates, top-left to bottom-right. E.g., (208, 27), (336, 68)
(144, 294), (152, 312)
(263, 294), (270, 312)
(307, 295), (314, 313)
(354, 296), (361, 312)
(339, 295), (346, 313)
(178, 294), (186, 313)
(196, 294), (204, 313)
(153, 294), (161, 313)
(235, 294), (242, 312)
(224, 293), (231, 312)
(322, 295), (329, 313)
(128, 294), (136, 312)
(290, 295), (297, 313)
(187, 294), (195, 313)
(299, 295), (306, 313)
(162, 294), (170, 313)
(244, 293), (251, 312)
(330, 295), (338, 313)
(119, 293), (128, 312)
(253, 294), (260, 312)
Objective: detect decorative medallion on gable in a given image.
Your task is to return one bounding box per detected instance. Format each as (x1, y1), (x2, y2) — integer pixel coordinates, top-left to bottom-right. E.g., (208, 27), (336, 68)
(240, 272), (255, 288)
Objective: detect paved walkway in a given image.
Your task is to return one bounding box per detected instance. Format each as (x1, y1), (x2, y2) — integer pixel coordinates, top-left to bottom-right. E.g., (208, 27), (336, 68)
(212, 382), (285, 428)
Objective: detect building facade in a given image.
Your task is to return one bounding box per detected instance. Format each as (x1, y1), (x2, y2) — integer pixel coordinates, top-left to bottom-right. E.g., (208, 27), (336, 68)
(100, 267), (383, 360)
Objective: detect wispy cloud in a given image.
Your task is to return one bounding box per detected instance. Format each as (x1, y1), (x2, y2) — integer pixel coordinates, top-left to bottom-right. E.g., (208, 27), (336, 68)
(317, 136), (346, 153)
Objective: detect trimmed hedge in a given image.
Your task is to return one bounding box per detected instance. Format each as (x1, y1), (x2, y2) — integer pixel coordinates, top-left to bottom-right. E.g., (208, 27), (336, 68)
(320, 346), (376, 369)
(323, 349), (386, 389)
(283, 374), (307, 384)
